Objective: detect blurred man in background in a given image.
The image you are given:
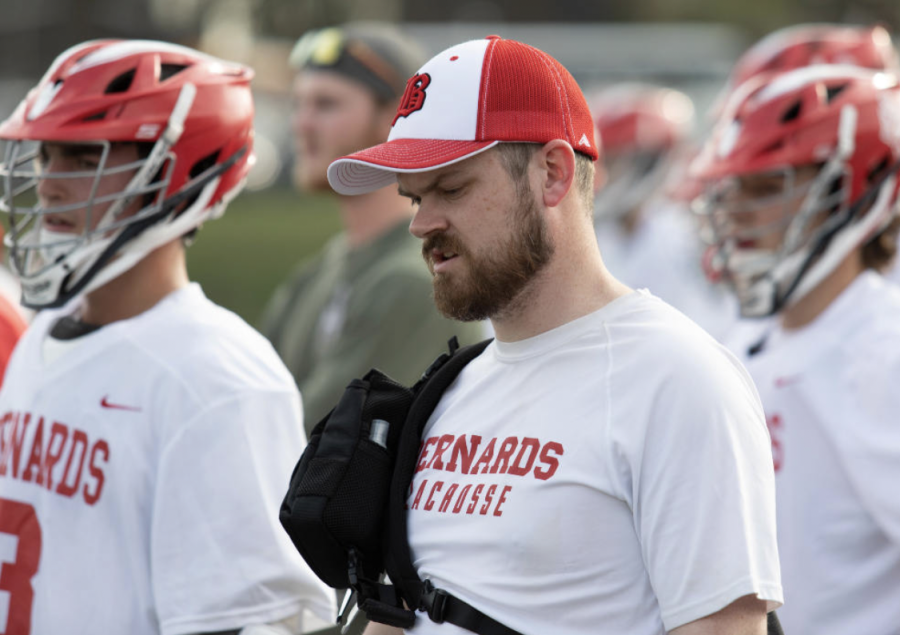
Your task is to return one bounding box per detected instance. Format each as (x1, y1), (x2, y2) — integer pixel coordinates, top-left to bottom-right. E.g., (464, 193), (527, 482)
(692, 62), (900, 634)
(260, 22), (483, 432)
(589, 83), (735, 339)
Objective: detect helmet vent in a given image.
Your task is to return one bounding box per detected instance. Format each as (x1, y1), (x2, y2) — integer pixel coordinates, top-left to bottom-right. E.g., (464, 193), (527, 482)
(82, 111), (106, 122)
(160, 63), (189, 81)
(176, 150), (222, 215)
(105, 69), (136, 94)
(781, 100), (803, 124)
(190, 150), (221, 178)
(825, 83), (848, 104)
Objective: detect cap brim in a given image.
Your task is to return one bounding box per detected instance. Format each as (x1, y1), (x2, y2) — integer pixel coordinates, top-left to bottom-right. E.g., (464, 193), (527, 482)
(327, 138), (499, 195)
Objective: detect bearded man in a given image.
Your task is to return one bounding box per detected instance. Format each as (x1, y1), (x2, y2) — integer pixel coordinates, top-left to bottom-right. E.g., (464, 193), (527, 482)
(327, 35), (784, 635)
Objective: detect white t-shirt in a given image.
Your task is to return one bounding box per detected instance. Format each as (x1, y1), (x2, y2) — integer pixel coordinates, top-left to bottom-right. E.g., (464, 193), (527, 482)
(727, 271), (900, 635)
(0, 284), (334, 635)
(406, 290), (782, 635)
(595, 200), (737, 341)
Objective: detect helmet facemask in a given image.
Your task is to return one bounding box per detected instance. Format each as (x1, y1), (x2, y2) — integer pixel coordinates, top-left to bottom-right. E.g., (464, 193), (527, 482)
(0, 136), (176, 309)
(699, 156), (851, 317)
(701, 145), (898, 318)
(692, 67), (900, 319)
(589, 84), (694, 223)
(593, 149), (670, 222)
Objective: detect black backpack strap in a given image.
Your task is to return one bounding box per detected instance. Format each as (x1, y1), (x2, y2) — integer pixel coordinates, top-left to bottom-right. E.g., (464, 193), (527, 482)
(387, 338), (493, 599)
(382, 337), (525, 635)
(418, 579), (522, 635)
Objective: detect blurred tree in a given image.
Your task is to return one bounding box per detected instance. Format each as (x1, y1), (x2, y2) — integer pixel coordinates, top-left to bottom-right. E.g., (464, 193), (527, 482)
(257, 0), (403, 40)
(640, 0), (804, 36)
(825, 0), (899, 30)
(4, 0), (892, 71)
(402, 0), (621, 22)
(149, 0), (206, 32)
(611, 0), (897, 39)
(0, 0), (167, 77)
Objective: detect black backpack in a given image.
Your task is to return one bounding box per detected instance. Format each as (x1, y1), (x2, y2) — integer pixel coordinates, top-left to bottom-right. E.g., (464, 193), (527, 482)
(279, 337), (785, 635)
(279, 336), (516, 634)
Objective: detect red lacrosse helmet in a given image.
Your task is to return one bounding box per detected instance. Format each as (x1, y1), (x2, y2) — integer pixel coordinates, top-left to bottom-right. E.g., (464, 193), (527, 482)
(731, 24), (899, 91)
(709, 24), (900, 122)
(691, 65), (900, 317)
(0, 39), (255, 308)
(588, 83), (694, 220)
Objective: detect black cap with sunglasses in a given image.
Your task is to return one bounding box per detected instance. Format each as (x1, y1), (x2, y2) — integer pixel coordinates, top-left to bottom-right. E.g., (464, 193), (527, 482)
(289, 22), (426, 104)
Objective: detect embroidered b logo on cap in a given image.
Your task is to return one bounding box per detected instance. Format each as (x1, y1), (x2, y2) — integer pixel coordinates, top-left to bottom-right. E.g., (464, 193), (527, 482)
(393, 73), (431, 126)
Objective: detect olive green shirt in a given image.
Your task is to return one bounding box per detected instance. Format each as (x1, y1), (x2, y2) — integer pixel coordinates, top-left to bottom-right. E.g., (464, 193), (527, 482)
(260, 220), (483, 435)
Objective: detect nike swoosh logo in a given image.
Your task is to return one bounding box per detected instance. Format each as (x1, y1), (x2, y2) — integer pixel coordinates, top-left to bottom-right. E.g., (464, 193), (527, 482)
(100, 396), (142, 412)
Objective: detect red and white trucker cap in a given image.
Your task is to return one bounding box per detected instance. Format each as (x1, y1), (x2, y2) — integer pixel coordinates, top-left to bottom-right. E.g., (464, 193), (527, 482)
(327, 35), (599, 195)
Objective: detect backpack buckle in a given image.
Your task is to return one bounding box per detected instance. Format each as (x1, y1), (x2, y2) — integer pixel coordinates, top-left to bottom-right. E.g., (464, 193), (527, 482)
(419, 579), (449, 624)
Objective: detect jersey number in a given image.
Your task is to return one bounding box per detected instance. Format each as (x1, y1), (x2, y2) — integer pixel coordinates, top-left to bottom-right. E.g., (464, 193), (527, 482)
(0, 498), (41, 635)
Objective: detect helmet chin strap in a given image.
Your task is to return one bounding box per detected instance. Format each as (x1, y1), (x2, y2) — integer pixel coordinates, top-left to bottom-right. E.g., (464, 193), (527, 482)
(783, 172), (896, 308)
(780, 105), (856, 255)
(75, 176), (221, 298)
(762, 103), (884, 315)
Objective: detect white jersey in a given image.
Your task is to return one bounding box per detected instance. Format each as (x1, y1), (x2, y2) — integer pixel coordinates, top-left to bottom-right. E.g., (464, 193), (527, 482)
(885, 252), (900, 287)
(0, 284), (334, 635)
(406, 290), (782, 635)
(595, 200), (737, 341)
(728, 271), (900, 635)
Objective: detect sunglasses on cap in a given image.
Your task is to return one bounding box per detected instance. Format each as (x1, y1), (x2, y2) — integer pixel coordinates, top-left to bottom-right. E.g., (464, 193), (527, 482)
(289, 27), (403, 101)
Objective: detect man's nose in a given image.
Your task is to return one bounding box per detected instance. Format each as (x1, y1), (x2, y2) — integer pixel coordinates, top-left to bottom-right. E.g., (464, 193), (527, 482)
(408, 200), (449, 240)
(36, 161), (67, 206)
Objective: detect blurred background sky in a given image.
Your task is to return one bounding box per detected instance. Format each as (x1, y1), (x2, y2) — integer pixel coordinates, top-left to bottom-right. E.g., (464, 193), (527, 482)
(0, 0), (897, 322)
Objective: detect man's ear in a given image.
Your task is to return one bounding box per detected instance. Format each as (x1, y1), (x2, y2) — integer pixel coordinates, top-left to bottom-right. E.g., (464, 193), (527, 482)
(538, 140), (577, 208)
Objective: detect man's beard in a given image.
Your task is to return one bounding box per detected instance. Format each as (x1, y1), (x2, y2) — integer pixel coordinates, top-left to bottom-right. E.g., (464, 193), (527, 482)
(422, 188), (554, 322)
